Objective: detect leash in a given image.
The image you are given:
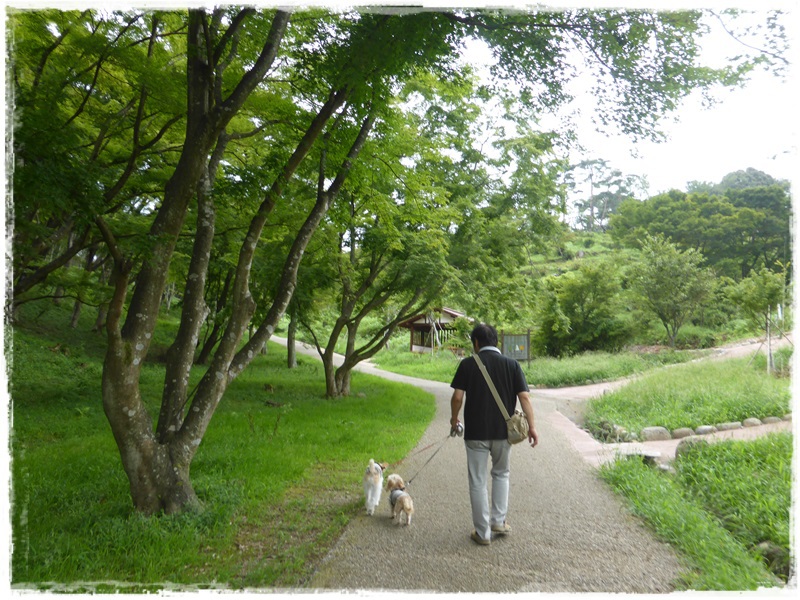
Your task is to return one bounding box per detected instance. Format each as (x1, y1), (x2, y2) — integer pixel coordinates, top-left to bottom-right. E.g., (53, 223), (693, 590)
(387, 434), (447, 468)
(384, 424), (463, 486)
(404, 434), (452, 486)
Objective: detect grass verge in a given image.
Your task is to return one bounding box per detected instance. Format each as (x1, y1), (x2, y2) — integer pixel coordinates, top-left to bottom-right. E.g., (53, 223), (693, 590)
(584, 356), (791, 437)
(371, 344), (702, 388)
(9, 304), (435, 590)
(600, 433), (791, 590)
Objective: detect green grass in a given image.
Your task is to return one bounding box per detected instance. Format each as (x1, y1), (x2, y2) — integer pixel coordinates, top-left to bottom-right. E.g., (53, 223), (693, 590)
(522, 349), (703, 387)
(369, 345), (464, 382)
(676, 434), (793, 555)
(600, 433), (791, 590)
(9, 302), (435, 589)
(584, 357), (791, 437)
(370, 344), (703, 388)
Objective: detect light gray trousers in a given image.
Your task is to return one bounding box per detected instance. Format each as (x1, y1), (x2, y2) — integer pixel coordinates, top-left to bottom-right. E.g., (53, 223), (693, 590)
(465, 439), (512, 541)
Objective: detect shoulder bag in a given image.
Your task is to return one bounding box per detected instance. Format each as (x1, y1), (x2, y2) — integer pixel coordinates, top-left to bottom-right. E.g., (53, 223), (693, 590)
(472, 352), (529, 444)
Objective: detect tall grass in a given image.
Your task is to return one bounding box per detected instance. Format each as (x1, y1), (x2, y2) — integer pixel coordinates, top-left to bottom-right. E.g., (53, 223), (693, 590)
(10, 303), (435, 589)
(600, 457), (779, 590)
(522, 349), (702, 387)
(675, 434), (793, 568)
(584, 357), (791, 435)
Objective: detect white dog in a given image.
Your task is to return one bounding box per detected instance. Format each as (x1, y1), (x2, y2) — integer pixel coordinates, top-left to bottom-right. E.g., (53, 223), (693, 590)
(363, 459), (388, 515)
(386, 473), (414, 525)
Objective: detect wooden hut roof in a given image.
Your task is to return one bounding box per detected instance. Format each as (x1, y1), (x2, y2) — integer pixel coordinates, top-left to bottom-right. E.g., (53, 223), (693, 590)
(397, 307), (469, 329)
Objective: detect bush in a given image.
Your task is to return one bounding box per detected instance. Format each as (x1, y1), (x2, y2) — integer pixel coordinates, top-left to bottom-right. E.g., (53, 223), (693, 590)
(648, 323), (722, 349)
(532, 260), (633, 357)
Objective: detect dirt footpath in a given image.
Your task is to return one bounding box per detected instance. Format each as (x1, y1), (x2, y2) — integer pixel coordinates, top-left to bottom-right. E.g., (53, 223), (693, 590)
(273, 339), (684, 592)
(272, 336), (791, 593)
(307, 373), (684, 593)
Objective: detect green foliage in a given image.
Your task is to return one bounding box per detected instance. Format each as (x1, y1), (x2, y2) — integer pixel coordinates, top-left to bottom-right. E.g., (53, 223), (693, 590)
(446, 120), (567, 326)
(10, 9), (186, 299)
(532, 258), (633, 357)
(628, 234), (714, 347)
(609, 181), (791, 280)
(725, 267), (787, 331)
(715, 168), (788, 192)
(584, 356), (791, 436)
(646, 323), (723, 350)
(675, 434), (792, 559)
(600, 455), (780, 590)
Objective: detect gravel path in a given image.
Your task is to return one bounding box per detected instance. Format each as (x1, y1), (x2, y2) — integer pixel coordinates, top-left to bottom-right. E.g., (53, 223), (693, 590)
(271, 336), (791, 592)
(275, 339), (687, 593)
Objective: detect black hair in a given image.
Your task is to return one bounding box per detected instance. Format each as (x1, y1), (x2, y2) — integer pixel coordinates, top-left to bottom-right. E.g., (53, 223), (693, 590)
(470, 323), (498, 348)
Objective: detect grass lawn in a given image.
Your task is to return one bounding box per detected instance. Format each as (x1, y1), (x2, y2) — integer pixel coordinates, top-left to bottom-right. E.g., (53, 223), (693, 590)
(584, 355), (791, 437)
(9, 303), (435, 590)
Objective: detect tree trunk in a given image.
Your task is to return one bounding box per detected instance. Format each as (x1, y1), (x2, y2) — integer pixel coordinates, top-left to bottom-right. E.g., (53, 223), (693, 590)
(99, 10), (291, 514)
(196, 268), (234, 365)
(287, 307), (298, 369)
(322, 352), (339, 398)
(93, 304), (108, 333)
(158, 163), (215, 443)
(69, 299), (81, 328)
(13, 224), (89, 303)
(766, 309), (773, 375)
(335, 365), (352, 397)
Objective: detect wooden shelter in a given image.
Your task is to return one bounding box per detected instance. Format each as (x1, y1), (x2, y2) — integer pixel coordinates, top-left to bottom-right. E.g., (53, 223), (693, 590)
(397, 307), (469, 353)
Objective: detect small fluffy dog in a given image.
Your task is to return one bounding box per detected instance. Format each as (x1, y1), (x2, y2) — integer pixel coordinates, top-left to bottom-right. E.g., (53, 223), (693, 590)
(386, 473), (414, 526)
(363, 459), (388, 515)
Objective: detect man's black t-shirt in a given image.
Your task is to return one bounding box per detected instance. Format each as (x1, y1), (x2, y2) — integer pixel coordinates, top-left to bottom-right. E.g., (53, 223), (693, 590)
(451, 348), (529, 441)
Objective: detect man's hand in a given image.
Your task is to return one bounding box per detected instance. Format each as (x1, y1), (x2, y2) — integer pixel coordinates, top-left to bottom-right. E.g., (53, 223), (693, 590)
(450, 389), (464, 433)
(528, 426), (539, 448)
(517, 391), (538, 448)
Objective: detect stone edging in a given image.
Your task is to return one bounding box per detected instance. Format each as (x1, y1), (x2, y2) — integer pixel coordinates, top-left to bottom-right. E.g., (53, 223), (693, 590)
(639, 413), (792, 442)
(608, 414), (793, 443)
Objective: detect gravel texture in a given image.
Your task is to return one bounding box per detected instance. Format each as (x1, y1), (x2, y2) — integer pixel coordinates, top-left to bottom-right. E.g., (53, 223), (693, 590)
(304, 366), (685, 593)
(273, 336), (791, 593)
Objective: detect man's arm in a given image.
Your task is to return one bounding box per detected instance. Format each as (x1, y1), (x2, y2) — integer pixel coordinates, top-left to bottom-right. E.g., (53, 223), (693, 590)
(517, 391), (539, 448)
(450, 388), (464, 431)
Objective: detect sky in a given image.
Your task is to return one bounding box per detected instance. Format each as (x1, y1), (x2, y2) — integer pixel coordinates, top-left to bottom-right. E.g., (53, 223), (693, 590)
(559, 5), (798, 196)
(449, 2), (798, 199)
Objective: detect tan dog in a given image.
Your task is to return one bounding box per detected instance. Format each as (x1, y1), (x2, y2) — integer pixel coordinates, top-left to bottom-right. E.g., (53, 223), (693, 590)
(386, 473), (414, 525)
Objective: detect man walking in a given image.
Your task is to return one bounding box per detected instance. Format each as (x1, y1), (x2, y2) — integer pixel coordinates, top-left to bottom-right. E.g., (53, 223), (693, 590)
(450, 323), (539, 546)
